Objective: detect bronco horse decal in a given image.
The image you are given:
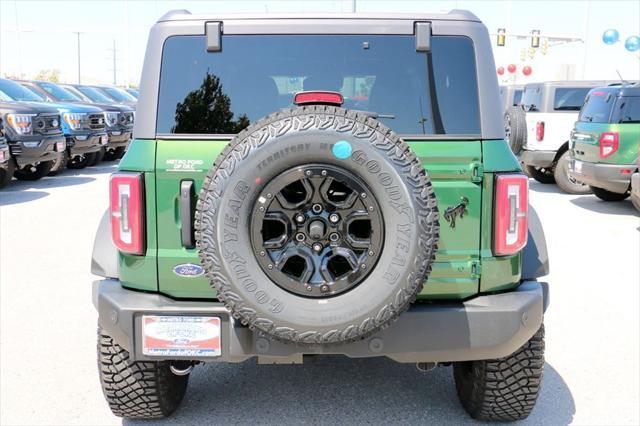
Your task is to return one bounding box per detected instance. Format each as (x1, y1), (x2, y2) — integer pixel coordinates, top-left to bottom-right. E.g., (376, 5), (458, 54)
(444, 197), (469, 229)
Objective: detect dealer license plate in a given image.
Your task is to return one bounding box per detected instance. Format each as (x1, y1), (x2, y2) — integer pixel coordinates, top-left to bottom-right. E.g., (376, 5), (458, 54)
(142, 316), (221, 357)
(574, 160), (583, 174)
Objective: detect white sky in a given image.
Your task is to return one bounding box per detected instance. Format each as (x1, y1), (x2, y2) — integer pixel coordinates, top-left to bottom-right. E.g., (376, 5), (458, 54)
(0, 0), (639, 86)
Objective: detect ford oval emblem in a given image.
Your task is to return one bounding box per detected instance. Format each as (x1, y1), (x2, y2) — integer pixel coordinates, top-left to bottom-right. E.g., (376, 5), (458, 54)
(173, 263), (204, 278)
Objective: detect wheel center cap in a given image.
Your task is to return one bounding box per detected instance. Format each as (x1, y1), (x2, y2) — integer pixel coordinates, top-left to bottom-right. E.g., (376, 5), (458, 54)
(308, 220), (325, 240)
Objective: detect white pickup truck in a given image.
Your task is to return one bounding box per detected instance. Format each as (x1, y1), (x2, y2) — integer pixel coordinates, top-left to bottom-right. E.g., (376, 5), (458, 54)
(518, 80), (611, 193)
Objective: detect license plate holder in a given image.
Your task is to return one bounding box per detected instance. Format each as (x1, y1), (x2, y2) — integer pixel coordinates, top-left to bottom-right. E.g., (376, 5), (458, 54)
(142, 316), (221, 357)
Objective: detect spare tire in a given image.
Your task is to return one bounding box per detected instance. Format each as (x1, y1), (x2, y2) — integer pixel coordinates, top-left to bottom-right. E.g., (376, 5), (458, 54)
(504, 106), (527, 154)
(195, 106), (439, 345)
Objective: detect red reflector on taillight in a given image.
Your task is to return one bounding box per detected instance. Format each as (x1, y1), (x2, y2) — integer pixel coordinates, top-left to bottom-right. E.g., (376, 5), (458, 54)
(536, 121), (545, 141)
(110, 172), (145, 255)
(294, 91), (344, 106)
(599, 132), (619, 158)
(494, 174), (528, 256)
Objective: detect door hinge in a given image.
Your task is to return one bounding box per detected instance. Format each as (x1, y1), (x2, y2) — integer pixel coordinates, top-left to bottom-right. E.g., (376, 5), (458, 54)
(470, 162), (484, 183)
(470, 260), (482, 278)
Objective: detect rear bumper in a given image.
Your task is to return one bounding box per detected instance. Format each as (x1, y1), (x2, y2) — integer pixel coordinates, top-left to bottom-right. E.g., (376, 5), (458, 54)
(631, 173), (640, 201)
(93, 279), (548, 364)
(569, 160), (633, 194)
(519, 149), (556, 168)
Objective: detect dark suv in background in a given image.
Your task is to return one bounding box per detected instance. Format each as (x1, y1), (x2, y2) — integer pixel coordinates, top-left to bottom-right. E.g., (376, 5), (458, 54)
(45, 82), (135, 161)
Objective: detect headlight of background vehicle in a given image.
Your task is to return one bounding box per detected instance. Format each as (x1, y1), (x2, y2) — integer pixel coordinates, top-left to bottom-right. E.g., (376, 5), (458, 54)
(63, 112), (86, 131)
(6, 114), (35, 136)
(104, 112), (119, 127)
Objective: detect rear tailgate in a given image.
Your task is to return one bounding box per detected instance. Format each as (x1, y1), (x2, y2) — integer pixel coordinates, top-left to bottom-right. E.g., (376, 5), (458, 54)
(572, 122), (639, 164)
(155, 139), (483, 300)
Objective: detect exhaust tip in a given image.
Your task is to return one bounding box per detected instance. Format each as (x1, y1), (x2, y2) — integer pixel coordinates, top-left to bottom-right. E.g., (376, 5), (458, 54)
(170, 361), (195, 376)
(416, 362), (437, 372)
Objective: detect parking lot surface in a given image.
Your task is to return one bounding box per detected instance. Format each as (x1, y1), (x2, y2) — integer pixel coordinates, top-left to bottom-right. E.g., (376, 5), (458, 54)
(1, 165), (638, 425)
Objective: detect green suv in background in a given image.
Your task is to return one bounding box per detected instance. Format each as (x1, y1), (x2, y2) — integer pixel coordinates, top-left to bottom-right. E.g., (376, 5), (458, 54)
(92, 10), (550, 421)
(570, 84), (640, 202)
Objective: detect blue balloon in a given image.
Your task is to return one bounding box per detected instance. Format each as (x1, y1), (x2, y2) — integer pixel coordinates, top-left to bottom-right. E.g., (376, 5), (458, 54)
(625, 36), (640, 52)
(602, 29), (619, 45)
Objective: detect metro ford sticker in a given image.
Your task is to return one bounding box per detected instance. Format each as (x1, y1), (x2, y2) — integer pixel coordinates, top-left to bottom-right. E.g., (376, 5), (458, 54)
(166, 159), (204, 172)
(173, 263), (204, 277)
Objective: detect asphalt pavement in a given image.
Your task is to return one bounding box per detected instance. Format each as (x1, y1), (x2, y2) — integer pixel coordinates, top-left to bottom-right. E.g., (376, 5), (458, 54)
(1, 163), (638, 425)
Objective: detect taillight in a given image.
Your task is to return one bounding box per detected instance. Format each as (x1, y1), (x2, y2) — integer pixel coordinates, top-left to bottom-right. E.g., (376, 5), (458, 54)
(535, 121), (545, 141)
(599, 132), (619, 158)
(110, 172), (145, 255)
(294, 91), (344, 106)
(494, 174), (528, 256)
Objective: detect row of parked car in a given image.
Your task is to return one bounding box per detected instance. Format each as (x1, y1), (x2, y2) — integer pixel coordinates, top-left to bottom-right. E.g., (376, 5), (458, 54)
(501, 80), (640, 211)
(0, 78), (138, 189)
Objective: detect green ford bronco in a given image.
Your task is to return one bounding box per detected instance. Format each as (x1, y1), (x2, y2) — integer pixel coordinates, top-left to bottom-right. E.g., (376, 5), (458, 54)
(92, 10), (550, 421)
(569, 83), (640, 202)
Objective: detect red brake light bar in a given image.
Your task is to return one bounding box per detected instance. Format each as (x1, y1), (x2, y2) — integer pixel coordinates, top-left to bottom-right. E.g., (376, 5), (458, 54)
(294, 91), (344, 106)
(110, 172), (145, 255)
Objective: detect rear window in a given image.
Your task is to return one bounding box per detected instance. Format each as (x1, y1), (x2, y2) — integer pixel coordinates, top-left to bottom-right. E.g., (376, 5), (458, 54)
(513, 90), (523, 106)
(157, 35), (481, 136)
(521, 86), (541, 112)
(612, 96), (640, 123)
(579, 91), (615, 123)
(553, 87), (591, 111)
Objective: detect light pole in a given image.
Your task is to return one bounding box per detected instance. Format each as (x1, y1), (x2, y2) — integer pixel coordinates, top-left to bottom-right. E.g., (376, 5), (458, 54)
(73, 31), (82, 83)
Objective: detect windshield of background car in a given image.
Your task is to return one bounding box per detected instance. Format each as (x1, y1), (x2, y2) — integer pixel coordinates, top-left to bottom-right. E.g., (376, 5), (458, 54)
(77, 86), (113, 103)
(39, 82), (83, 102)
(578, 90), (615, 123)
(156, 35), (481, 136)
(0, 79), (44, 102)
(521, 85), (542, 112)
(101, 87), (136, 102)
(611, 96), (640, 123)
(553, 87), (591, 111)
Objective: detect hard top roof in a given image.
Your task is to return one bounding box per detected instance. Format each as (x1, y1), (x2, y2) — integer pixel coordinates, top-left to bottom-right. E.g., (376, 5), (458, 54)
(523, 80), (613, 89)
(591, 82), (640, 97)
(157, 9), (481, 23)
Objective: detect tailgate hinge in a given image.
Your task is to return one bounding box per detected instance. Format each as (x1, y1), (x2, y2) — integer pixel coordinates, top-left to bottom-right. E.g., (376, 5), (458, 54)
(470, 162), (484, 183)
(470, 260), (482, 278)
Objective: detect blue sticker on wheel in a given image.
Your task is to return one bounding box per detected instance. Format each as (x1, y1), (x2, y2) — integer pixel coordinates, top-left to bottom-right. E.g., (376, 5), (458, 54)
(332, 140), (352, 159)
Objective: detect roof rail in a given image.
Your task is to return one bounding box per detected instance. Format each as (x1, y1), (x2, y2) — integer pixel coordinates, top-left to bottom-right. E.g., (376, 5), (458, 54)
(158, 9), (191, 22)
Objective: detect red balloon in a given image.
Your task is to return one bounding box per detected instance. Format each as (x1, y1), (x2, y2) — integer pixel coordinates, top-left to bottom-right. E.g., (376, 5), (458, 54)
(523, 66), (532, 76)
(507, 64), (517, 73)
(497, 66), (505, 75)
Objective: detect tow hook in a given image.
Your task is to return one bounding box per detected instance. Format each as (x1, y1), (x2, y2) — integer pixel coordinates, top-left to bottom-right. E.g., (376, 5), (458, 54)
(416, 362), (437, 372)
(170, 361), (196, 376)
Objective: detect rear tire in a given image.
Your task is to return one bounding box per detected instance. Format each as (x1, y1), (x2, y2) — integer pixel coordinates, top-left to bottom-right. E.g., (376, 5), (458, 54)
(590, 186), (629, 201)
(67, 152), (97, 169)
(0, 159), (15, 189)
(98, 328), (189, 419)
(632, 195), (640, 211)
(553, 151), (591, 194)
(13, 161), (54, 181)
(454, 325), (545, 421)
(48, 151), (69, 176)
(504, 107), (527, 154)
(90, 148), (105, 166)
(525, 165), (556, 184)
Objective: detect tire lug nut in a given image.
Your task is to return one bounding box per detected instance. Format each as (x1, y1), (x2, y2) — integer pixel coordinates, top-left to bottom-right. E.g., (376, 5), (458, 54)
(313, 242), (323, 252)
(329, 213), (340, 223)
(360, 264), (366, 269)
(368, 206), (374, 211)
(361, 192), (367, 198)
(329, 233), (340, 242)
(266, 193), (272, 199)
(305, 170), (312, 176)
(259, 251), (266, 256)
(306, 285), (313, 291)
(295, 214), (305, 223)
(312, 204), (323, 214)
(259, 206), (265, 212)
(368, 250), (374, 256)
(321, 170), (327, 176)
(296, 233), (306, 242)
(268, 264), (274, 269)
(320, 285), (329, 293)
